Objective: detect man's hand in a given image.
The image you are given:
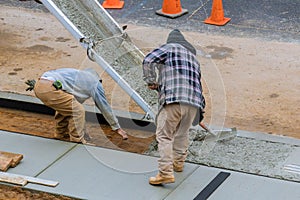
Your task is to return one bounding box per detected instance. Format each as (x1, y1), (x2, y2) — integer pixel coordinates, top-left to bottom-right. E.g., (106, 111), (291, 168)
(25, 79), (36, 91)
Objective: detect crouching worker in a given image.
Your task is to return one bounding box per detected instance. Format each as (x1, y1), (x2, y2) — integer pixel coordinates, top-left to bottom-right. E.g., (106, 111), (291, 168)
(26, 68), (128, 144)
(143, 29), (205, 185)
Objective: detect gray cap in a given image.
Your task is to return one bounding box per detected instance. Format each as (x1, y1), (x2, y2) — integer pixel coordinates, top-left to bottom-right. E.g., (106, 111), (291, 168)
(166, 29), (196, 55)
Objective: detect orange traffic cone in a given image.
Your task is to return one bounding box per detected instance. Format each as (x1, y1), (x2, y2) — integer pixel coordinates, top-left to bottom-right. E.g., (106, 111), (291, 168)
(156, 0), (188, 19)
(204, 0), (231, 26)
(102, 0), (124, 9)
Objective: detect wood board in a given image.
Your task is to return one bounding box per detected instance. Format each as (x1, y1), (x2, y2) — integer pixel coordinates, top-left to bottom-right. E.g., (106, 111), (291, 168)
(0, 151), (23, 171)
(0, 157), (13, 172)
(0, 172), (59, 187)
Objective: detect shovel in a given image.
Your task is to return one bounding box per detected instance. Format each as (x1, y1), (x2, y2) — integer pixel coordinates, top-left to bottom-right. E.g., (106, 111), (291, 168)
(199, 122), (237, 141)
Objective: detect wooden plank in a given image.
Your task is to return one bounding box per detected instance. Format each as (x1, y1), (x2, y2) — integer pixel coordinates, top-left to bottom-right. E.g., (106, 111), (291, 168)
(0, 151), (23, 167)
(0, 157), (13, 172)
(0, 172), (27, 186)
(0, 172), (59, 187)
(24, 175), (59, 187)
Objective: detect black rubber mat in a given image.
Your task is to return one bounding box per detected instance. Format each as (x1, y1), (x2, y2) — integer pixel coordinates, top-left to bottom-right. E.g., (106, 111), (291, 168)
(194, 171), (230, 200)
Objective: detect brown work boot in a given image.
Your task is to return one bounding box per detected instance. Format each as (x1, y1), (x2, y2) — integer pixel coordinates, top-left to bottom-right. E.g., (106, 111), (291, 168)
(54, 133), (70, 141)
(173, 164), (184, 172)
(80, 139), (95, 146)
(149, 173), (175, 185)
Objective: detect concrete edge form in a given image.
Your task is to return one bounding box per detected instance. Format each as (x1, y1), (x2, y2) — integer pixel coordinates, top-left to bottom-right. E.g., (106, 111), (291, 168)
(0, 91), (156, 132)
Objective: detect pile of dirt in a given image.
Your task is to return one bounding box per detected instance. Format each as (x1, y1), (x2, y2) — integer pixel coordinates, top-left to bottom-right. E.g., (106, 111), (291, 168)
(0, 184), (77, 200)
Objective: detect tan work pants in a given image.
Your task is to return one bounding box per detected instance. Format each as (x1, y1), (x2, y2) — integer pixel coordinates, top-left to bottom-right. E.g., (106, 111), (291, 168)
(156, 103), (197, 176)
(34, 79), (85, 142)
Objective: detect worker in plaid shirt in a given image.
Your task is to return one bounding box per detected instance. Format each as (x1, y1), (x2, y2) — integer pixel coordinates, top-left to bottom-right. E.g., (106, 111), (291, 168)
(143, 29), (205, 185)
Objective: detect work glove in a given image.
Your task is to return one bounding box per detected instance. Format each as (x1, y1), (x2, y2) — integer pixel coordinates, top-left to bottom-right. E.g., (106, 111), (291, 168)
(25, 79), (36, 91)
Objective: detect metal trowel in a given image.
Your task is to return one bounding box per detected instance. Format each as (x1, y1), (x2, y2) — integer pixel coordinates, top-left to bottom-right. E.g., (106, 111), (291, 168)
(199, 122), (237, 141)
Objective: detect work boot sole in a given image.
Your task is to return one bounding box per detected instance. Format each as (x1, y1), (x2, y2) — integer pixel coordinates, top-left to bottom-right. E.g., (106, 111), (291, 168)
(173, 164), (184, 172)
(174, 168), (183, 172)
(149, 177), (175, 185)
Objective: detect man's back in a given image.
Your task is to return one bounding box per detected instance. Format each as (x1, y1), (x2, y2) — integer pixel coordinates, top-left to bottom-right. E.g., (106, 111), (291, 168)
(42, 68), (100, 101)
(143, 42), (205, 110)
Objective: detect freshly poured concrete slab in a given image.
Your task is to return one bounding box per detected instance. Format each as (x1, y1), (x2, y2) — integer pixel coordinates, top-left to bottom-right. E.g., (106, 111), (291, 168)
(86, 146), (158, 174)
(0, 130), (76, 176)
(2, 130), (300, 199)
(166, 165), (300, 200)
(284, 147), (300, 167)
(27, 145), (198, 200)
(283, 147), (300, 175)
(237, 129), (300, 146)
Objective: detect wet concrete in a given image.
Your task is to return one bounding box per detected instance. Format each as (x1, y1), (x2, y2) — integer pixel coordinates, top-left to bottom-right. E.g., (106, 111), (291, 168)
(50, 0), (159, 112)
(145, 126), (300, 183)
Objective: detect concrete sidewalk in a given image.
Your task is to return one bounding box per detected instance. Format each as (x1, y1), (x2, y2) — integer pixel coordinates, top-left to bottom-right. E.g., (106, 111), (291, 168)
(1, 130), (300, 200)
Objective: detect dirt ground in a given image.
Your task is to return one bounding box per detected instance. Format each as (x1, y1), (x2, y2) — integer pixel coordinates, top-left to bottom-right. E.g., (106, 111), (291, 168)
(1, 5), (299, 137)
(0, 184), (77, 200)
(0, 4), (299, 199)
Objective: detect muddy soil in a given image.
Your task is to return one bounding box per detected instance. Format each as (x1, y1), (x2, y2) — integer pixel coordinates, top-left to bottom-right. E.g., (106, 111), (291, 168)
(0, 107), (155, 153)
(0, 184), (78, 200)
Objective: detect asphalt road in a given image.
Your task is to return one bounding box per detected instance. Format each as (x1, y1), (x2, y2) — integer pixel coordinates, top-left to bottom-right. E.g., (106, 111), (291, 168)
(1, 0), (299, 42)
(106, 0), (300, 42)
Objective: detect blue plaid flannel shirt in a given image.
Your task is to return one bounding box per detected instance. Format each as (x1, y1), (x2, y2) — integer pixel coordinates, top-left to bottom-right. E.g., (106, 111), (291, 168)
(143, 43), (205, 111)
